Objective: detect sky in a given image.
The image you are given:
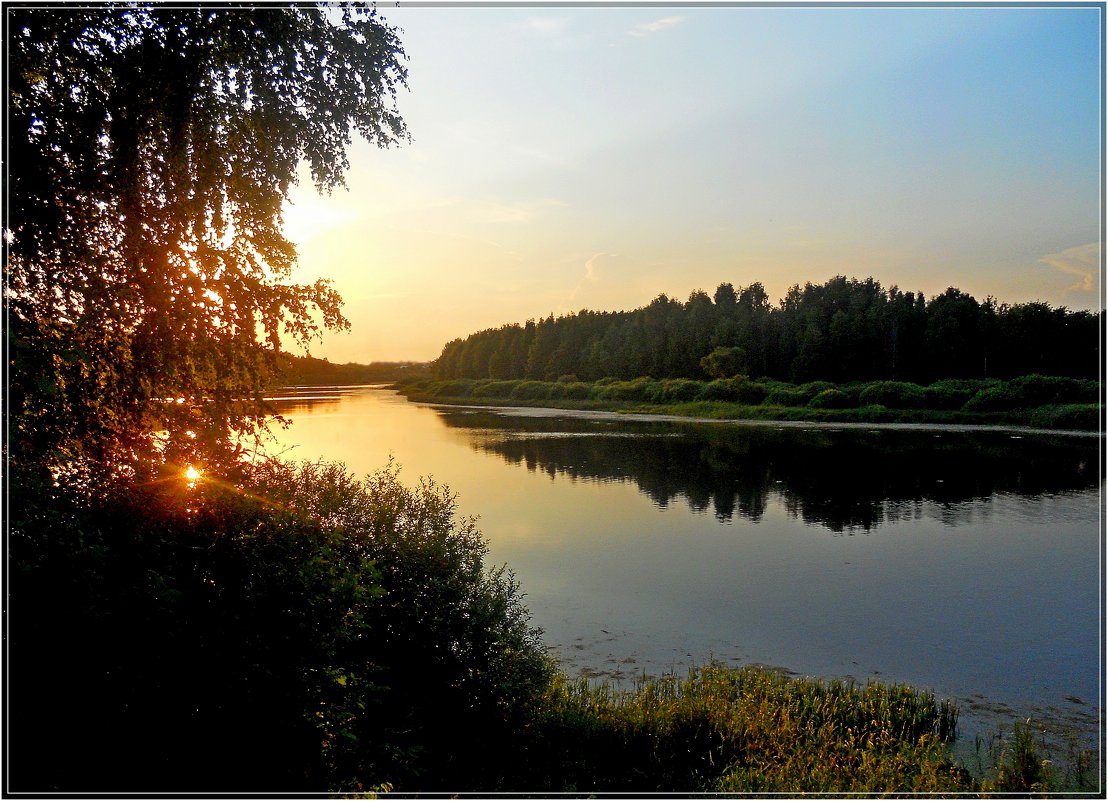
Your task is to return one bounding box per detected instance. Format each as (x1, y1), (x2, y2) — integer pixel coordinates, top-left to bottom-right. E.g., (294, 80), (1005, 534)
(282, 3), (1103, 364)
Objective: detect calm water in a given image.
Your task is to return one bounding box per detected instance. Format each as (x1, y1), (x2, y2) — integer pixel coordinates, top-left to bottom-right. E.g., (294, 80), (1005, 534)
(269, 386), (1103, 748)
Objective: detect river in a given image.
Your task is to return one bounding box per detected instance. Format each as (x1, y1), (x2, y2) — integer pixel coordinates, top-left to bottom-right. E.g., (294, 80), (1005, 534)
(267, 385), (1103, 759)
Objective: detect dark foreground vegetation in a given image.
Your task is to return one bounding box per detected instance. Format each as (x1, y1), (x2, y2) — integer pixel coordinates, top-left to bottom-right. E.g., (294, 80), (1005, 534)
(11, 459), (1087, 795)
(398, 372), (1103, 430)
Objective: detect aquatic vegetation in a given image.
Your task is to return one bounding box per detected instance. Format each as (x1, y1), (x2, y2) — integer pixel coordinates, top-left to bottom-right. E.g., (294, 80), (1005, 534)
(509, 664), (968, 793)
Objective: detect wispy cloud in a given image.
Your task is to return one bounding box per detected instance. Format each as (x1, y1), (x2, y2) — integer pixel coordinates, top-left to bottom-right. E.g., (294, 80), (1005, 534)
(584, 252), (613, 282)
(628, 16), (685, 37)
(1039, 242), (1100, 293)
(567, 252), (617, 305)
(478, 198), (568, 224)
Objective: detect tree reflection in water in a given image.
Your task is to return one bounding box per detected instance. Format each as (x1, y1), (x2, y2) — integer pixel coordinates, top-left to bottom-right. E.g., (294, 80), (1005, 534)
(436, 410), (1101, 533)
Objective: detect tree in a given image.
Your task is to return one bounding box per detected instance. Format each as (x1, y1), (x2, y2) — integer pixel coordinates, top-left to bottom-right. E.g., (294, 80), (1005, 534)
(700, 346), (748, 379)
(6, 5), (408, 478)
(713, 282), (737, 307)
(925, 288), (982, 380)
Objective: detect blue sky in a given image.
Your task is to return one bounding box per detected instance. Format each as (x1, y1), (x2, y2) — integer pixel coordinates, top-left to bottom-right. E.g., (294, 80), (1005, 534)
(283, 4), (1103, 363)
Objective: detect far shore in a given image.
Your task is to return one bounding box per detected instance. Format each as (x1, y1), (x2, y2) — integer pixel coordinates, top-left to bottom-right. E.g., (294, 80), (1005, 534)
(395, 390), (1103, 437)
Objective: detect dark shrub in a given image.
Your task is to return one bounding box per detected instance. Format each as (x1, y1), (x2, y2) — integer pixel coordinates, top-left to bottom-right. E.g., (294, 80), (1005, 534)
(858, 381), (927, 409)
(967, 375), (1101, 412)
(654, 379), (704, 403)
(9, 462), (553, 793)
(548, 381), (591, 400)
(765, 388), (808, 407)
(808, 389), (852, 409)
(1009, 374), (1099, 405)
(1028, 404), (1102, 430)
(556, 374), (580, 384)
(700, 346), (748, 379)
(696, 378), (767, 405)
(698, 378), (741, 402)
(474, 380), (521, 398)
(592, 377), (657, 402)
(511, 380), (554, 401)
(963, 385), (1019, 412)
(432, 378), (478, 398)
(737, 380), (770, 405)
(923, 379), (989, 410)
(795, 381), (837, 402)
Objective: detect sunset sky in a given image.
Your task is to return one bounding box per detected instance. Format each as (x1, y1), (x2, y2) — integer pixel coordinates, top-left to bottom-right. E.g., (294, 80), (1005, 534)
(283, 4), (1102, 364)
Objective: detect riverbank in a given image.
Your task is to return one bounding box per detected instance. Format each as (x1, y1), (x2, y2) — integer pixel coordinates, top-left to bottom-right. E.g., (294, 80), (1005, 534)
(394, 374), (1102, 432)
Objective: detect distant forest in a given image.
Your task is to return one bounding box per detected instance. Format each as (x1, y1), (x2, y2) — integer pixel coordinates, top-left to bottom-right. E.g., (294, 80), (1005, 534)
(277, 354), (430, 385)
(434, 276), (1102, 383)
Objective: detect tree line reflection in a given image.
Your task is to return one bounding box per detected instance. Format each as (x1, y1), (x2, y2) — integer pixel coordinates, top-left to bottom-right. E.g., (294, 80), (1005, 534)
(437, 411), (1101, 532)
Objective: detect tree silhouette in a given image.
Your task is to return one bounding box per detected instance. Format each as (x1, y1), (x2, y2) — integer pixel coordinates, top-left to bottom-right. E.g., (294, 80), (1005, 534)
(6, 5), (408, 477)
(432, 276), (1100, 386)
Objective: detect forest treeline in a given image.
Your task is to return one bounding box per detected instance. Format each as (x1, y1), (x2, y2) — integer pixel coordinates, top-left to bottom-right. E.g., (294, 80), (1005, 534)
(276, 354), (430, 385)
(434, 276), (1101, 384)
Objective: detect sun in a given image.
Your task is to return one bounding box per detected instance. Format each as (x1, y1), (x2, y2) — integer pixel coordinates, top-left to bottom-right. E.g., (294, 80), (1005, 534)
(184, 465), (202, 482)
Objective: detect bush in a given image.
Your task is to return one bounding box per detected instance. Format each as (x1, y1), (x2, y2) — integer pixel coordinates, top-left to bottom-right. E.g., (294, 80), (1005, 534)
(653, 378), (704, 403)
(698, 378), (740, 402)
(1028, 404), (1103, 430)
(808, 388), (853, 409)
(548, 381), (592, 400)
(963, 385), (1019, 412)
(473, 379), (521, 398)
(795, 381), (837, 402)
(763, 381), (836, 407)
(923, 379), (989, 410)
(765, 388), (808, 407)
(736, 380), (770, 405)
(252, 461), (554, 789)
(591, 377), (658, 402)
(510, 380), (554, 401)
(1009, 374), (1099, 406)
(964, 376), (1100, 413)
(431, 378), (478, 398)
(858, 381), (927, 409)
(700, 346), (748, 379)
(8, 461), (553, 793)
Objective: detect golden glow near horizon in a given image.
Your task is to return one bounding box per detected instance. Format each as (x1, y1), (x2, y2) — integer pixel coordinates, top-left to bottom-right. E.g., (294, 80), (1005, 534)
(282, 6), (1102, 365)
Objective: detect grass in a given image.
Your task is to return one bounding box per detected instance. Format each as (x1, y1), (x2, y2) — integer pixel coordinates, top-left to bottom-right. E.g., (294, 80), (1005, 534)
(395, 375), (1102, 431)
(507, 664), (974, 793)
(508, 664), (1100, 794)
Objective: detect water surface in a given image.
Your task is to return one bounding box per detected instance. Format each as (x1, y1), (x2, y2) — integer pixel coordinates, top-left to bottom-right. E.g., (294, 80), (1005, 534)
(269, 386), (1103, 749)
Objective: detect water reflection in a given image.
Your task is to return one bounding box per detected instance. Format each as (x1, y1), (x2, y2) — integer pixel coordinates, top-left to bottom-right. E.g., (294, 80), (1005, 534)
(265, 384), (376, 414)
(270, 390), (1101, 749)
(436, 410), (1101, 532)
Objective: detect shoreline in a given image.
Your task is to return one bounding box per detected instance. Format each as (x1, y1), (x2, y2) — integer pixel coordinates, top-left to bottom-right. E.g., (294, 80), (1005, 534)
(403, 393), (1103, 438)
(549, 649), (1102, 781)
